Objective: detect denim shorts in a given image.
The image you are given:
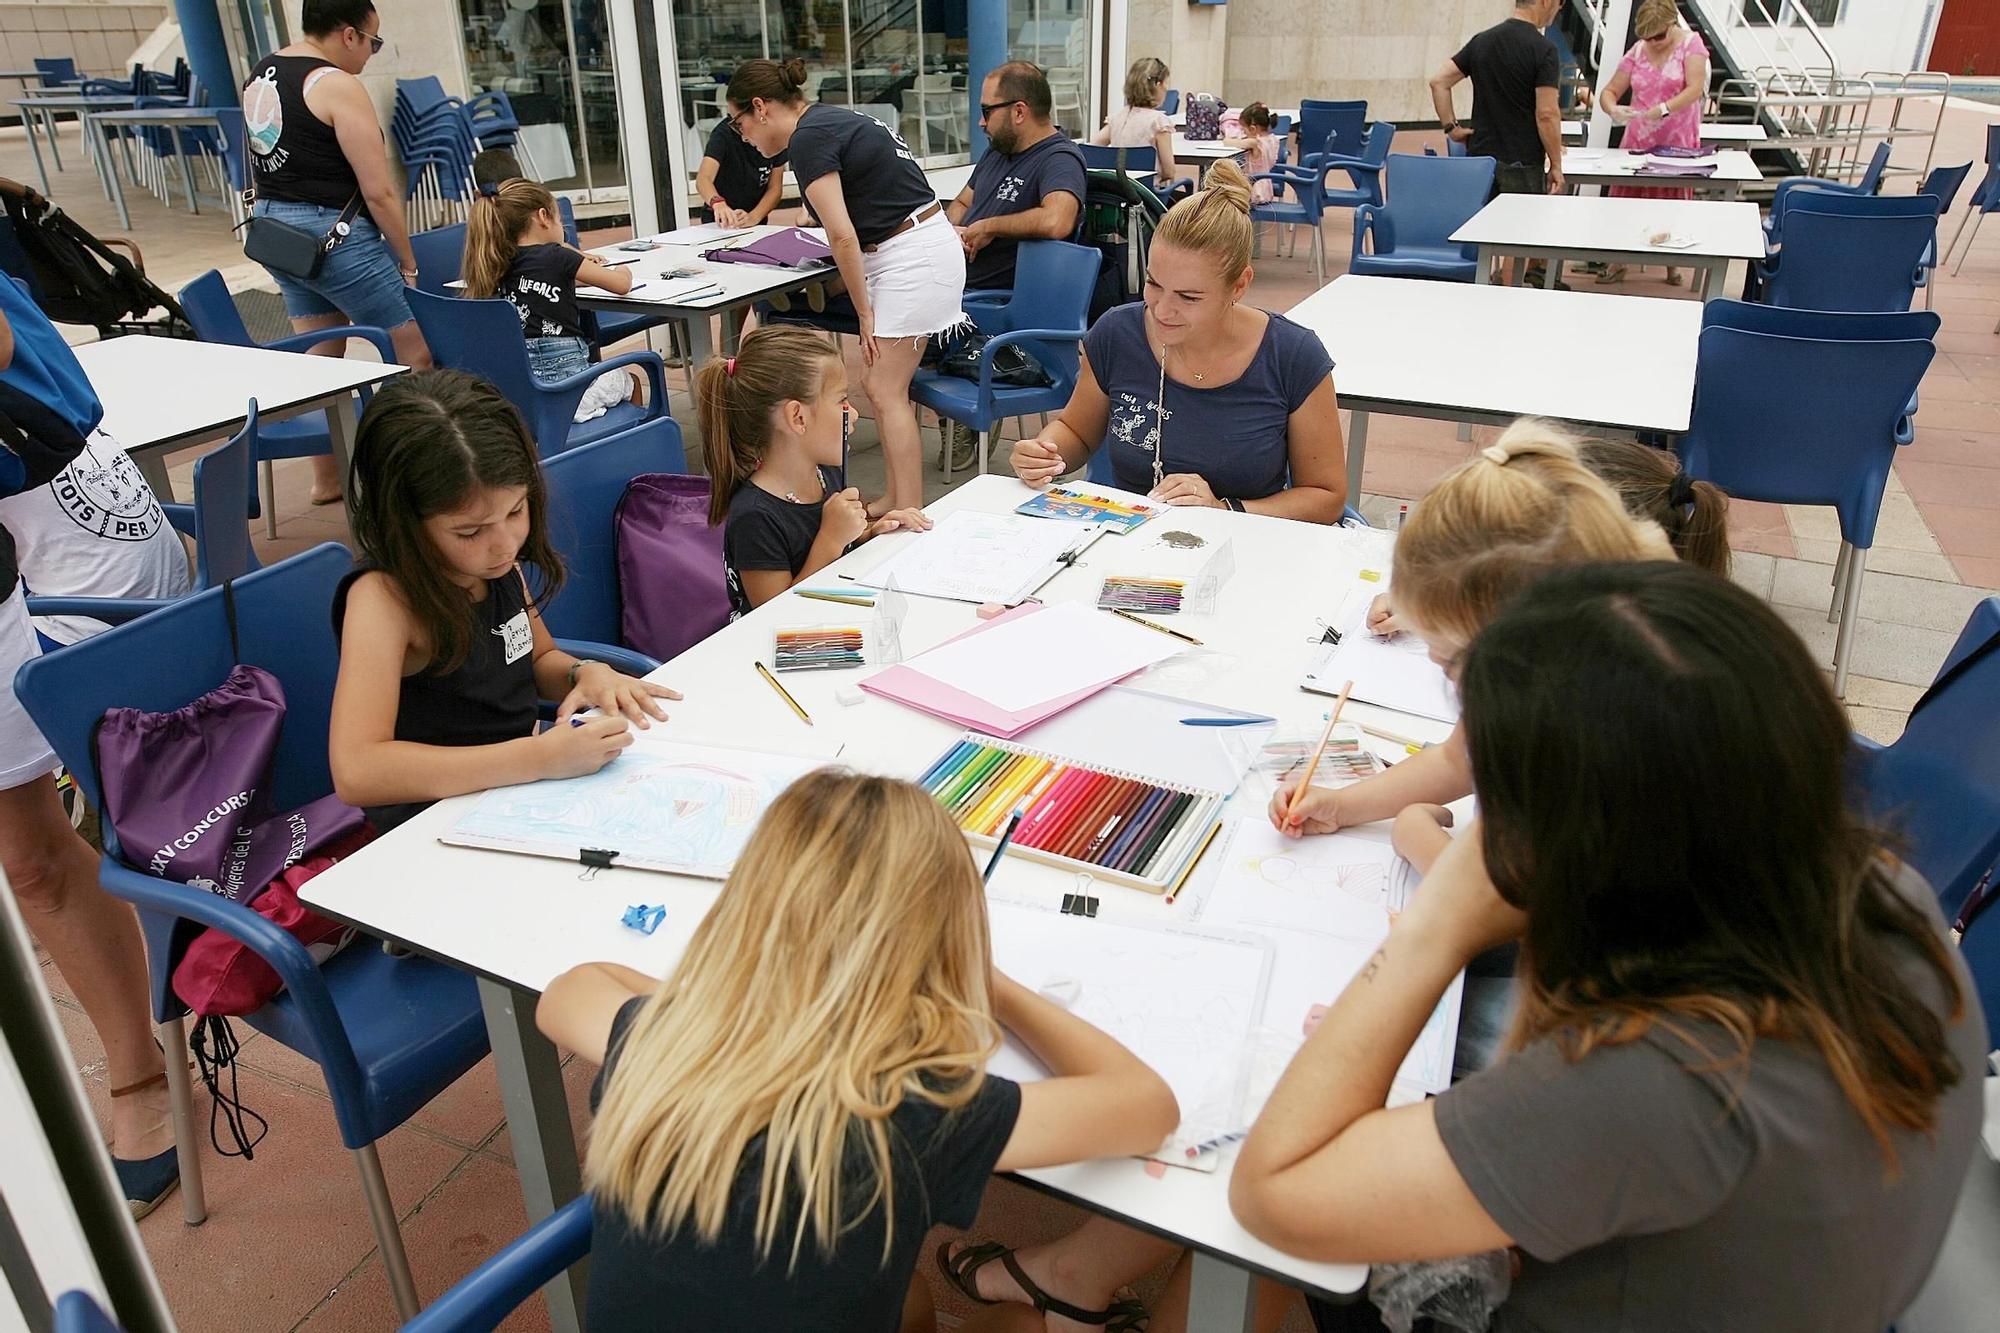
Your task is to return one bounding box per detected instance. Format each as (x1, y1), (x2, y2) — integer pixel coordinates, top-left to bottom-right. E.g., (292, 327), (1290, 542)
(524, 335), (592, 385)
(249, 198), (415, 332)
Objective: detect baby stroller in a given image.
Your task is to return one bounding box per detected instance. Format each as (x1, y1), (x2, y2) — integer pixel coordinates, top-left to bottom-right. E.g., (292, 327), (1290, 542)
(0, 177), (194, 339)
(1080, 169), (1169, 325)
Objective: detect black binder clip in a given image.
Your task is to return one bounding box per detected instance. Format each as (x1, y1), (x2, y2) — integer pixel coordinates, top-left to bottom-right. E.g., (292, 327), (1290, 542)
(1060, 892), (1099, 918)
(579, 847), (618, 881)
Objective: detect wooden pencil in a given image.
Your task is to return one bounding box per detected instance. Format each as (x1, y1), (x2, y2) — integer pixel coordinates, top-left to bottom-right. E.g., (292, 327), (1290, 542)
(1285, 680), (1354, 824)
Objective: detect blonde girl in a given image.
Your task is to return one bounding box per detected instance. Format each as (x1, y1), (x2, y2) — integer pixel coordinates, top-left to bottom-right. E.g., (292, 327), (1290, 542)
(462, 175), (644, 423)
(697, 326), (931, 617)
(1272, 419), (1674, 869)
(1092, 57), (1175, 187)
(537, 770), (1178, 1331)
(1010, 161), (1348, 522)
(328, 371), (677, 832)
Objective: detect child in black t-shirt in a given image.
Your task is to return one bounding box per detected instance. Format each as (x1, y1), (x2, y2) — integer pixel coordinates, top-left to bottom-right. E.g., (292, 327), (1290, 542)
(692, 326), (930, 617)
(462, 177), (645, 423)
(697, 120), (786, 226)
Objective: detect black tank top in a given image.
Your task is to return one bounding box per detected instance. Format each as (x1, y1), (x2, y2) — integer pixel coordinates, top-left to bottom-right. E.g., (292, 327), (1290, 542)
(331, 566), (540, 831)
(242, 54), (361, 210)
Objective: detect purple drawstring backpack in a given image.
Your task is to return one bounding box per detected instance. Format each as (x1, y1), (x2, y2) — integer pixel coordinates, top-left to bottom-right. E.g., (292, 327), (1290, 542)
(614, 473), (733, 662)
(702, 226), (834, 269)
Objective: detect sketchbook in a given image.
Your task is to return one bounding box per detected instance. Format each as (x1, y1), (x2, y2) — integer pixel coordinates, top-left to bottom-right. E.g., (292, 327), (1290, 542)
(1014, 483), (1162, 534)
(985, 899), (1274, 1163)
(850, 509), (1106, 605)
(438, 740), (823, 878)
(1196, 818), (1463, 1100)
(1301, 585), (1460, 724)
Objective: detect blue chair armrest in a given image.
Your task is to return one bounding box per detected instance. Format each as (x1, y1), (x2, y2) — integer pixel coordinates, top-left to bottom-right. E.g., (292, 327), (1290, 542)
(1253, 165), (1317, 184)
(539, 350), (669, 409)
(161, 502), (195, 539)
(98, 859), (367, 1094)
(266, 324), (396, 362)
(1352, 203), (1394, 257)
(1316, 153), (1382, 175)
(25, 595), (173, 625)
(977, 328), (1088, 396)
(553, 637), (662, 678)
(401, 1196), (593, 1333)
(962, 288), (1013, 305)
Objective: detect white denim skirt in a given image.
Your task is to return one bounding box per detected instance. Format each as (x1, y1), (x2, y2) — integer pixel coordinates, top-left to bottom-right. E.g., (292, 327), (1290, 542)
(862, 208), (969, 339)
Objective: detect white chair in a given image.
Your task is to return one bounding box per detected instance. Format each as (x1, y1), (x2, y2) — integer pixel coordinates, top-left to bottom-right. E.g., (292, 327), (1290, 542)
(1047, 67), (1085, 138)
(914, 73), (965, 154)
(855, 102), (901, 131)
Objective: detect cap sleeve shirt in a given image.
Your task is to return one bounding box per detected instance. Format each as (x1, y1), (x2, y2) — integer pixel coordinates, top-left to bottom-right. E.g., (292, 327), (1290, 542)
(1432, 863), (1987, 1333)
(498, 243), (587, 341)
(788, 103), (935, 248)
(586, 994), (1023, 1333)
(1084, 303), (1332, 502)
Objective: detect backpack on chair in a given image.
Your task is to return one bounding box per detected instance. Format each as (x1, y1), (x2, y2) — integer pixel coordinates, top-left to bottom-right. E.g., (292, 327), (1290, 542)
(1183, 93), (1226, 141)
(0, 177), (194, 339)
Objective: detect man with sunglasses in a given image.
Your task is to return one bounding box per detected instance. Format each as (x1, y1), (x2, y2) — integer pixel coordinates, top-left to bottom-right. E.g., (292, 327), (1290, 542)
(944, 61), (1086, 292)
(240, 0), (430, 504)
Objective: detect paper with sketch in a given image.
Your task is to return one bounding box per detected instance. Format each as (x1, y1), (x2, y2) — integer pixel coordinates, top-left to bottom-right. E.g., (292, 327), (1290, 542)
(1197, 818), (1462, 1098)
(986, 899), (1273, 1160)
(852, 509), (1093, 604)
(898, 602), (1181, 715)
(1302, 586), (1460, 723)
(439, 741), (823, 878)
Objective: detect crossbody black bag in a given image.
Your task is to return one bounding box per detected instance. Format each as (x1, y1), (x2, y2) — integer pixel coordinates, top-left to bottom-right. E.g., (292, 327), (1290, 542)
(233, 117), (361, 280)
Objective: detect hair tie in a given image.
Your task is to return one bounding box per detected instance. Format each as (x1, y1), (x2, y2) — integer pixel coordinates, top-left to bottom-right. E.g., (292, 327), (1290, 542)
(725, 357), (737, 377)
(1668, 471), (1697, 511)
(1480, 444), (1511, 465)
(476, 181), (500, 199)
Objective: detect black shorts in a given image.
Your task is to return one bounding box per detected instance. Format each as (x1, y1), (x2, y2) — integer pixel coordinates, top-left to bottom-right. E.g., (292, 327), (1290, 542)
(1493, 162), (1548, 196)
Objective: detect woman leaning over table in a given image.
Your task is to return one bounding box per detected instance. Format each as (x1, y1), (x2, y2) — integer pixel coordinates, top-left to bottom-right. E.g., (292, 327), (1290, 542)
(1595, 0), (1709, 284)
(724, 56), (966, 518)
(1010, 160), (1347, 523)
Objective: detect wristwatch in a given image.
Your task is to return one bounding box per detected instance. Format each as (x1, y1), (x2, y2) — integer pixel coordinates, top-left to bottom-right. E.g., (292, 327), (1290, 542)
(707, 195), (726, 209)
(1224, 497), (1246, 513)
(1441, 121), (1459, 136)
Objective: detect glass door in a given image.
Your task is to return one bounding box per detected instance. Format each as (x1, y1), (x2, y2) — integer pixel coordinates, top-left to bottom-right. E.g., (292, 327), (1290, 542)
(459, 0), (629, 203)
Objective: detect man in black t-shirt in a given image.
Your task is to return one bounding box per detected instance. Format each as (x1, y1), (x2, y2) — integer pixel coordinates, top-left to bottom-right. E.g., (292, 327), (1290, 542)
(1431, 0), (1565, 197)
(698, 121), (786, 226)
(943, 61), (1085, 291)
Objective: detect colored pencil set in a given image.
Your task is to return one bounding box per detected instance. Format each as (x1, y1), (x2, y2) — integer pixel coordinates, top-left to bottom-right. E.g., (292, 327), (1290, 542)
(917, 734), (1224, 892)
(1098, 575), (1187, 615)
(772, 626), (866, 671)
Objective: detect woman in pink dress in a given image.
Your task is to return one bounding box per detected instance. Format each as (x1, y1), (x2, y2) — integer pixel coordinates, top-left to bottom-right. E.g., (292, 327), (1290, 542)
(1596, 0), (1710, 283)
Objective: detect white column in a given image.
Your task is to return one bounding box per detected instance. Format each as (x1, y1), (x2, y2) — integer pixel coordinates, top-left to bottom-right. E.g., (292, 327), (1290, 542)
(1588, 0), (1636, 149)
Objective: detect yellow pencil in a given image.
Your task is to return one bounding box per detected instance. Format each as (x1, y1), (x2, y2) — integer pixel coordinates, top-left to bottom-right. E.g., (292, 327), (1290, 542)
(754, 660), (813, 726)
(967, 755), (1051, 833)
(958, 752), (1033, 827)
(1286, 679), (1354, 825)
(1163, 821), (1223, 905)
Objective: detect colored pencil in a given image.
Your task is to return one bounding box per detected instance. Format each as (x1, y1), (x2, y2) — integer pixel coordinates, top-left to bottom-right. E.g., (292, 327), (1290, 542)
(967, 755), (1050, 833)
(1060, 775), (1139, 861)
(1101, 784), (1171, 871)
(754, 660), (812, 725)
(1129, 791), (1195, 878)
(1163, 818), (1224, 905)
(1107, 606), (1204, 645)
(1018, 766), (1093, 847)
(1285, 680), (1354, 824)
(1079, 778), (1146, 862)
(1148, 793), (1219, 883)
(956, 750), (1030, 820)
(1040, 771), (1114, 857)
(795, 589), (876, 607)
(940, 746), (1011, 813)
(982, 805), (1026, 883)
(918, 739), (978, 788)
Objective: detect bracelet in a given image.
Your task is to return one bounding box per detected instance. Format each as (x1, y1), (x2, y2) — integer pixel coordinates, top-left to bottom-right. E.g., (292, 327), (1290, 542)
(1224, 497), (1246, 513)
(400, 266), (419, 277)
(567, 661), (583, 689)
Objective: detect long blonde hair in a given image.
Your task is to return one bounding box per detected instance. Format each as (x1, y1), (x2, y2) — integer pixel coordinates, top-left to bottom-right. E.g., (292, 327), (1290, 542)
(694, 327), (845, 525)
(462, 176), (559, 299)
(1153, 158), (1254, 284)
(1396, 419), (1674, 646)
(585, 770), (999, 1266)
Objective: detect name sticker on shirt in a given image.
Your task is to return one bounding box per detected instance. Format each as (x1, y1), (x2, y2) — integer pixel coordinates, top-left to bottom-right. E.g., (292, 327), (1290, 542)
(496, 610), (533, 665)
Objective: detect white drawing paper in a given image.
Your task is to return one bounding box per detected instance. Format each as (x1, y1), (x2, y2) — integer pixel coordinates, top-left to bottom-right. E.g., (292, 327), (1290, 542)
(901, 602), (1181, 714)
(1302, 586), (1460, 723)
(853, 509), (1097, 604)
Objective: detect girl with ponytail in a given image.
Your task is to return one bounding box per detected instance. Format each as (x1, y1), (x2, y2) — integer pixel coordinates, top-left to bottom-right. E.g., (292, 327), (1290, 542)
(696, 326), (930, 617)
(461, 175), (646, 428)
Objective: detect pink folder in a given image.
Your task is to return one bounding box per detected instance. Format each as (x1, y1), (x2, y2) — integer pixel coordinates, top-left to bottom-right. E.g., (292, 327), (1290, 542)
(859, 604), (1131, 738)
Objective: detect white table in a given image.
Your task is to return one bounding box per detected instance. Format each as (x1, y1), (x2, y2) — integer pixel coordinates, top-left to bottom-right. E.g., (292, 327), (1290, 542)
(574, 225), (835, 369)
(83, 106), (223, 230)
(75, 337), (409, 501)
(1289, 275), (1702, 499)
(1454, 193), (1765, 301)
(1560, 147), (1762, 198)
(300, 473), (1455, 1331)
(8, 93), (145, 196)
(1173, 134), (1247, 179)
(1563, 120), (1767, 144)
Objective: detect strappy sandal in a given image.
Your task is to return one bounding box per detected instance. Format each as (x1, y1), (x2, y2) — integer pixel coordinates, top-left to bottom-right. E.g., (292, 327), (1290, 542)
(936, 1241), (1149, 1330)
(109, 1068), (180, 1220)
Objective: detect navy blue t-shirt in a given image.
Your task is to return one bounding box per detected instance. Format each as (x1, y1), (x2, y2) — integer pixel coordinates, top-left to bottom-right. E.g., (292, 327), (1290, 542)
(1083, 303), (1333, 501)
(721, 464), (846, 619)
(789, 103), (933, 247)
(961, 131), (1087, 289)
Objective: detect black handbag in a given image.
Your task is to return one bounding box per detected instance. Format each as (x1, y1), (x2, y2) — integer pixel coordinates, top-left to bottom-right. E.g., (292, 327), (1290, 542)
(233, 118), (360, 280)
(937, 333), (1053, 389)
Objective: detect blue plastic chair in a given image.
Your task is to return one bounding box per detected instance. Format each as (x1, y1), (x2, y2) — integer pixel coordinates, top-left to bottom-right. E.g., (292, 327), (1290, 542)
(1296, 99), (1366, 170)
(1948, 122), (2000, 276)
(1910, 161), (1973, 308)
(406, 287), (669, 458)
(53, 1292), (120, 1333)
(1848, 597), (2000, 922)
(909, 240), (1100, 477)
(34, 58), (81, 88)
(1318, 121), (1396, 211)
(410, 222), (468, 296)
(1251, 122), (1396, 287)
(25, 403), (261, 638)
(1960, 896), (2000, 1046)
(403, 1197), (593, 1333)
(1676, 302), (1938, 696)
(1349, 152), (1497, 283)
(1161, 89), (1180, 117)
(1759, 195), (1939, 314)
(1078, 142), (1191, 201)
(177, 270), (396, 536)
(536, 419), (700, 675)
(13, 544), (490, 1321)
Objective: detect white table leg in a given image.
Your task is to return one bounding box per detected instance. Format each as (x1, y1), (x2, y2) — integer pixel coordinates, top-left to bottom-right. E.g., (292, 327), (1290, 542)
(19, 108), (50, 194)
(478, 978), (585, 1333)
(1699, 256), (1724, 302)
(1188, 1251), (1258, 1332)
(324, 392), (359, 498)
(1346, 407), (1369, 505)
(41, 106), (63, 173)
(1543, 257), (1560, 289)
(134, 447), (174, 502)
(1475, 244), (1492, 286)
(98, 119), (132, 230)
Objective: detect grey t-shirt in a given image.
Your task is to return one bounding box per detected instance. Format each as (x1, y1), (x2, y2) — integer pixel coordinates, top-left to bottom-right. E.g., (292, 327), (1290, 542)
(1434, 864), (1988, 1333)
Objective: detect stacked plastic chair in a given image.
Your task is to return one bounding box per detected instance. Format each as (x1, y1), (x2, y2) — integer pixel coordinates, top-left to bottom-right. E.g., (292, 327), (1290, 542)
(392, 76), (525, 230)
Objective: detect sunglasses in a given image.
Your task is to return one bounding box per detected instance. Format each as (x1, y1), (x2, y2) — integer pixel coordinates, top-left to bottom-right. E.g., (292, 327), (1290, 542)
(351, 25), (385, 54)
(979, 98), (1024, 119)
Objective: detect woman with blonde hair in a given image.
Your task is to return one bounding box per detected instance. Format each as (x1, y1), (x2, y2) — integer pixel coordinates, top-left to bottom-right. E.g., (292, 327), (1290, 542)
(537, 769), (1177, 1330)
(1091, 57), (1176, 190)
(1595, 0), (1709, 283)
(1010, 160), (1348, 522)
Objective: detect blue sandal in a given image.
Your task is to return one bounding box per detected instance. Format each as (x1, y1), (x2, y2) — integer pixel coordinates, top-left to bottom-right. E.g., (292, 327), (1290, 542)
(109, 1069), (180, 1220)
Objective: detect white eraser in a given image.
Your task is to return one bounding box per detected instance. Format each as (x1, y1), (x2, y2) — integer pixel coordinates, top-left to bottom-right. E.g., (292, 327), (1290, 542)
(836, 685), (867, 707)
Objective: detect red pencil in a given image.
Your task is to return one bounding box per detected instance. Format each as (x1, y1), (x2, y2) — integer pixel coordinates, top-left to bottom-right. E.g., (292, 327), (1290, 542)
(1017, 765), (1090, 848)
(1034, 770), (1111, 854)
(1053, 774), (1133, 862)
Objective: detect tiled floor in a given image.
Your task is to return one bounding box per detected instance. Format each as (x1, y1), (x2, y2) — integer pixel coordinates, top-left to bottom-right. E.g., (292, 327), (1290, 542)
(12, 97), (2000, 1330)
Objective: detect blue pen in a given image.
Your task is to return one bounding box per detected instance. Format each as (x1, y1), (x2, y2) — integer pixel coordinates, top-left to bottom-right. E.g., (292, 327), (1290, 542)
(1179, 715), (1276, 727)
